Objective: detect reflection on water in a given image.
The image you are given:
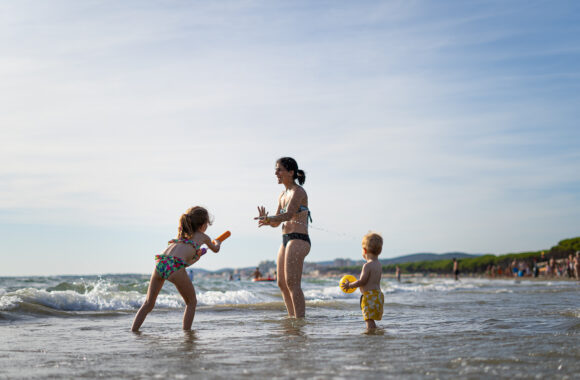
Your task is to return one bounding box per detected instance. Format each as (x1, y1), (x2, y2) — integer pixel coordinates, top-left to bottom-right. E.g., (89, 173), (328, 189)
(362, 327), (386, 336)
(278, 317), (306, 337)
(181, 329), (198, 351)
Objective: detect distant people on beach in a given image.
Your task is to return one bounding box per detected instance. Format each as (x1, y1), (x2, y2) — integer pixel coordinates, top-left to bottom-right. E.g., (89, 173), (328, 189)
(253, 267), (262, 280)
(482, 252), (580, 279)
(510, 259), (518, 277)
(574, 251), (580, 280)
(341, 232), (384, 330)
(532, 258), (539, 278)
(131, 206), (222, 332)
(396, 265), (401, 282)
(547, 258), (556, 277)
(453, 258), (459, 281)
(255, 157), (311, 318)
(567, 254), (574, 278)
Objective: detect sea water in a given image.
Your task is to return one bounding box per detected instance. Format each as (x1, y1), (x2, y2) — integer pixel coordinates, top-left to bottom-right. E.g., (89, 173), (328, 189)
(1, 275), (578, 379)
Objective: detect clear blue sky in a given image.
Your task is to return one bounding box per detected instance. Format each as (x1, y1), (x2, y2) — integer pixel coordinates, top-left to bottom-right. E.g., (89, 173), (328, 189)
(1, 1), (579, 275)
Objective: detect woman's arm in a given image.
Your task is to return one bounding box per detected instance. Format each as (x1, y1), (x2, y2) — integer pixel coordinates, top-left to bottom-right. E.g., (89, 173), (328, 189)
(265, 187), (305, 224)
(257, 192), (284, 227)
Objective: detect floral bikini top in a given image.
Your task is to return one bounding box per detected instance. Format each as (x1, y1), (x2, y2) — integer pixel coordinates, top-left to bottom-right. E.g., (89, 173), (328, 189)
(168, 238), (207, 264)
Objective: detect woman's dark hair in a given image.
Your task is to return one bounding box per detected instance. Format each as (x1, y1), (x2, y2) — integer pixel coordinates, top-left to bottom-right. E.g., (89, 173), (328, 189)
(277, 157), (306, 185)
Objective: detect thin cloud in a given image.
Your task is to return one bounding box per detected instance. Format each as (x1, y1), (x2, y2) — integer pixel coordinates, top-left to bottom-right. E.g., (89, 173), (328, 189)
(1, 1), (579, 274)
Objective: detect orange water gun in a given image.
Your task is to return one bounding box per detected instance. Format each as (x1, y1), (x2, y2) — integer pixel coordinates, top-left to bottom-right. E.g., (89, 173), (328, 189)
(200, 231), (231, 256)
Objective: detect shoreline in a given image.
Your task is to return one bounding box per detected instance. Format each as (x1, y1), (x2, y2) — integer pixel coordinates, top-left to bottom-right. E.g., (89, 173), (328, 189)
(305, 271), (580, 282)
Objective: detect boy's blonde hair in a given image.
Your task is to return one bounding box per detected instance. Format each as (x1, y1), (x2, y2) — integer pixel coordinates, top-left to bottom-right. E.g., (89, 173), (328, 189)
(362, 232), (383, 255)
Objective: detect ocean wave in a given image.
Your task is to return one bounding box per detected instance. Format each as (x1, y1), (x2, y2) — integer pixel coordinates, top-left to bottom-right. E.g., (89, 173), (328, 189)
(1, 287), (143, 312)
(304, 286), (347, 301)
(303, 280), (480, 299)
(0, 280), (280, 314)
(1, 275), (577, 318)
(197, 290), (271, 305)
(0, 295), (21, 310)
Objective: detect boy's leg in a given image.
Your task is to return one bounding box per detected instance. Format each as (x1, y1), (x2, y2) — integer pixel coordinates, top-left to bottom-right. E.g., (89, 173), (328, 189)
(132, 270), (165, 331)
(170, 269), (197, 330)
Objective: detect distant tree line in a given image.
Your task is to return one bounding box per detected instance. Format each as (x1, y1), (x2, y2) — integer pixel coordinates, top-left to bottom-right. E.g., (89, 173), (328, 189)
(330, 237), (580, 275)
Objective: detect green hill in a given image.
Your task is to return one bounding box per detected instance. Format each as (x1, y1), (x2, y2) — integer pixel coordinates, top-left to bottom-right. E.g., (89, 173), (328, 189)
(381, 252), (480, 264)
(334, 237), (580, 275)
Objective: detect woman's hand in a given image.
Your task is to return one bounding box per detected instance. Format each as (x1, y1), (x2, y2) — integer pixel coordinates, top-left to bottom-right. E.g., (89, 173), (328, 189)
(255, 206), (270, 227)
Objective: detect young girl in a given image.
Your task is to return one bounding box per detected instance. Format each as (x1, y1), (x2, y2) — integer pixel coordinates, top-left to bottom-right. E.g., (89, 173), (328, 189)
(131, 206), (221, 332)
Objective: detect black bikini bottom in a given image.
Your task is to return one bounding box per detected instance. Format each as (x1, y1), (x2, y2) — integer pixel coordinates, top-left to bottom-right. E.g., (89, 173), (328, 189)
(282, 233), (311, 247)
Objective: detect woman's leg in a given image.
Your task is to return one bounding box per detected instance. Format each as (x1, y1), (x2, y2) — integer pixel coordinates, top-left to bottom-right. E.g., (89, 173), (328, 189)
(276, 244), (294, 317)
(169, 268), (197, 330)
(132, 269), (165, 331)
(284, 240), (310, 318)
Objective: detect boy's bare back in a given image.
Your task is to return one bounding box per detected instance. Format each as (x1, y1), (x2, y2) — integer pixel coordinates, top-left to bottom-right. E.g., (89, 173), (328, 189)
(359, 258), (382, 293)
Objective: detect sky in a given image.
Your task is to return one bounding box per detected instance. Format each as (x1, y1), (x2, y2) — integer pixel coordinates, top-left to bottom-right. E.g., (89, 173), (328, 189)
(1, 0), (579, 276)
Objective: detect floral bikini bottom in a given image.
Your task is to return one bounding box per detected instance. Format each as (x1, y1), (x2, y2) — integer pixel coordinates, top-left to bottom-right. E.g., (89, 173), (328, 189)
(155, 255), (187, 279)
(154, 238), (206, 280)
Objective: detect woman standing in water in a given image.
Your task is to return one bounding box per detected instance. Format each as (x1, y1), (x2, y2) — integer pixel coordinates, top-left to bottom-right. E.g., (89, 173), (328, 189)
(256, 157), (311, 318)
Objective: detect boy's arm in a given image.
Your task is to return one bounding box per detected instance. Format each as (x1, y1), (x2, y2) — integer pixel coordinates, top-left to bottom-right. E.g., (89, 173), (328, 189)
(346, 264), (371, 289)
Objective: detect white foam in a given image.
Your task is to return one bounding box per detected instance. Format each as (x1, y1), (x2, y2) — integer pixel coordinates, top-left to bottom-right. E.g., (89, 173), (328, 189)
(304, 286), (356, 300)
(10, 287), (141, 311)
(0, 295), (22, 310)
(197, 290), (267, 305)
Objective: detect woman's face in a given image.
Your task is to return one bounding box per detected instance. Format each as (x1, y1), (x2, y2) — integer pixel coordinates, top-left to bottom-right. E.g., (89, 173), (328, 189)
(275, 163), (293, 184)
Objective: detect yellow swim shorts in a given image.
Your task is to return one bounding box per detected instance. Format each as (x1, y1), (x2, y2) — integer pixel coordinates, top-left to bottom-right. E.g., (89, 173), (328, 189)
(360, 289), (384, 321)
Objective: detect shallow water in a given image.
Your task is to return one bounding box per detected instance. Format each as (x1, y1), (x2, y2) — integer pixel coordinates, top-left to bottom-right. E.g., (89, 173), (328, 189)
(1, 275), (578, 379)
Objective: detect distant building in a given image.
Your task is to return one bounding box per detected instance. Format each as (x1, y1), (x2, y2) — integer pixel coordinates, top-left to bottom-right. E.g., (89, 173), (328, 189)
(333, 258), (353, 267)
(303, 262), (319, 274)
(258, 260), (276, 274)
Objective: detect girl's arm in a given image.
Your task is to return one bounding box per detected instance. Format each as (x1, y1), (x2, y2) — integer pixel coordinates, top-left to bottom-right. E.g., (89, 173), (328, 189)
(203, 234), (221, 253)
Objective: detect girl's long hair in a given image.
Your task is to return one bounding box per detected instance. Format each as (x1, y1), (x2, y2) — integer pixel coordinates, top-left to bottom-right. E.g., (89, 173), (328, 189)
(178, 206), (212, 239)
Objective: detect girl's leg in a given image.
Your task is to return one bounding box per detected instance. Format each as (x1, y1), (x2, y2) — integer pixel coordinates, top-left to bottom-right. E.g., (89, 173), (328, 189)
(132, 270), (165, 332)
(284, 240), (310, 318)
(169, 269), (197, 330)
(276, 244), (294, 317)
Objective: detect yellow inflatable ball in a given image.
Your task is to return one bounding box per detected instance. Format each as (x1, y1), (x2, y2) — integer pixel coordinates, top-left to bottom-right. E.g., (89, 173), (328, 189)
(339, 275), (357, 294)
